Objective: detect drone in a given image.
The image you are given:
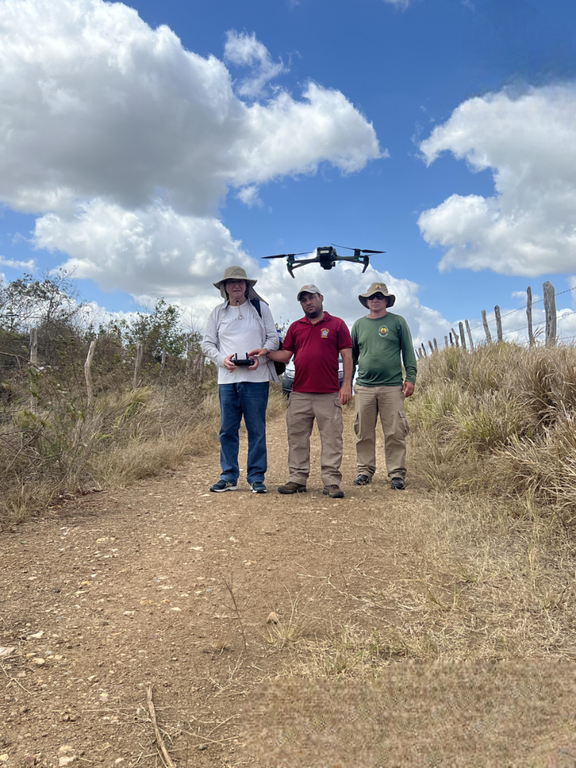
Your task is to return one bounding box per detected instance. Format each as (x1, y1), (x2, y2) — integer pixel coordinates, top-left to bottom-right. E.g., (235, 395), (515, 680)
(262, 245), (385, 278)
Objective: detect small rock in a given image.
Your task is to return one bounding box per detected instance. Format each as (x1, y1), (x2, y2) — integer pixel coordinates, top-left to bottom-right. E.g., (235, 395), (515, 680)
(31, 658), (46, 666)
(0, 648), (15, 658)
(59, 757), (76, 767)
(0, 755), (9, 764)
(29, 632), (44, 639)
(198, 744), (208, 751)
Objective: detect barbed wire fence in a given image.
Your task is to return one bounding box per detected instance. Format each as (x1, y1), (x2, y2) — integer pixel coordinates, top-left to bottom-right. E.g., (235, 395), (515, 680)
(415, 280), (576, 359)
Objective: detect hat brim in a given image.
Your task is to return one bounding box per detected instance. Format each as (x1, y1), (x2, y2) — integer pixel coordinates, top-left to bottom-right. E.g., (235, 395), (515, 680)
(359, 293), (395, 309)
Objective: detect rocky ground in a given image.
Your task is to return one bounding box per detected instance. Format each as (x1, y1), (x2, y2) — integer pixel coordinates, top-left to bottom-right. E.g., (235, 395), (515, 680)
(1, 411), (575, 767)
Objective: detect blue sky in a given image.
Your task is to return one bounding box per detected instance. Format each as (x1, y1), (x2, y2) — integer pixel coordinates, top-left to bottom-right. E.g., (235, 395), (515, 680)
(1, 0), (576, 346)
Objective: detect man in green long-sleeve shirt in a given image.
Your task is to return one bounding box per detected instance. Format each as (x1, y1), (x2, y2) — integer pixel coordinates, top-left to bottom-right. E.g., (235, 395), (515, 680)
(351, 281), (417, 490)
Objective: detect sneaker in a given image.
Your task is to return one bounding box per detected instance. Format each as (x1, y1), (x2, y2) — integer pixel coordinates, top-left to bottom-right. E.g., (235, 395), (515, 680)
(390, 477), (405, 490)
(209, 480), (238, 493)
(323, 485), (344, 499)
(278, 482), (307, 495)
(251, 482), (267, 494)
(353, 474), (371, 486)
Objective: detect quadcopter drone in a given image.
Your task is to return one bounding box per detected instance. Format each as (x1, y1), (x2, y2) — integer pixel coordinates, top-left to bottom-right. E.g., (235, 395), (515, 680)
(262, 245), (385, 278)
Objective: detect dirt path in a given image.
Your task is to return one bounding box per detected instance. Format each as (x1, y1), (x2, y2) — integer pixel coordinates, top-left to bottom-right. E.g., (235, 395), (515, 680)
(1, 411), (575, 767)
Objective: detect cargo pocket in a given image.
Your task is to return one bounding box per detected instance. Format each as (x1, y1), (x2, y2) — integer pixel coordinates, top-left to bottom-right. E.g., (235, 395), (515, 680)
(398, 411), (409, 438)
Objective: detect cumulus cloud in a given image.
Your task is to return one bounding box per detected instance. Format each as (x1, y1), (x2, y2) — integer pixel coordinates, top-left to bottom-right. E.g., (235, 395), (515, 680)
(418, 85), (576, 276)
(0, 256), (36, 272)
(0, 0), (381, 218)
(224, 30), (286, 98)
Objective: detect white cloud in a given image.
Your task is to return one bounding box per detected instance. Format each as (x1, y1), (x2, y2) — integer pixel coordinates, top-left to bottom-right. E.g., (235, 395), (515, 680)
(382, 0), (412, 7)
(418, 85), (576, 276)
(0, 256), (36, 271)
(224, 30), (286, 98)
(0, 0), (381, 218)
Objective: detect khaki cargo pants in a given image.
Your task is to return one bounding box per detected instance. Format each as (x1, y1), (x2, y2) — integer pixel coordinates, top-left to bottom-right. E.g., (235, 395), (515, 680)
(354, 384), (409, 480)
(286, 392), (343, 487)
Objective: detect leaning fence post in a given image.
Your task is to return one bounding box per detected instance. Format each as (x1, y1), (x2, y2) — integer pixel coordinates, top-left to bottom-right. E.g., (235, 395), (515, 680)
(543, 281), (556, 347)
(433, 338), (438, 352)
(428, 340), (434, 355)
(481, 310), (492, 344)
(133, 342), (143, 390)
(451, 328), (460, 348)
(465, 320), (474, 350)
(526, 287), (535, 347)
(415, 348), (421, 360)
(458, 321), (467, 351)
(84, 340), (96, 408)
(449, 332), (454, 347)
(494, 306), (503, 342)
(420, 343), (427, 358)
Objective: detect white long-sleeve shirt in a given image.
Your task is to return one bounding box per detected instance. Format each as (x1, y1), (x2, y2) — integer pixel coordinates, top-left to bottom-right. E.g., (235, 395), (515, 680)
(201, 299), (280, 384)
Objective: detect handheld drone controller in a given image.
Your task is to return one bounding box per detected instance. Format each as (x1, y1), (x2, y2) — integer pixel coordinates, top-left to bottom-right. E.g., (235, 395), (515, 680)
(232, 353), (255, 367)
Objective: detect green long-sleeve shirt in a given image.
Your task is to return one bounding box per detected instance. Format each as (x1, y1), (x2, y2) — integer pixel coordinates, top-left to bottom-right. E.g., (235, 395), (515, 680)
(351, 312), (417, 387)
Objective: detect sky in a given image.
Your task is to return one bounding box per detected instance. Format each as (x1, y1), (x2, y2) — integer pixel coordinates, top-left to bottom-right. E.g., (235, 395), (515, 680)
(1, 0), (576, 347)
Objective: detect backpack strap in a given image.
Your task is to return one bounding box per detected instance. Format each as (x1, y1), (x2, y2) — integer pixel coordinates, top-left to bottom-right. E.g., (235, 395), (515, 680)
(250, 298), (262, 317)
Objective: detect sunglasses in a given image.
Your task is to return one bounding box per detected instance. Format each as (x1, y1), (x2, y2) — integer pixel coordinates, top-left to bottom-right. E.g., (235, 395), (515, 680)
(367, 293), (386, 301)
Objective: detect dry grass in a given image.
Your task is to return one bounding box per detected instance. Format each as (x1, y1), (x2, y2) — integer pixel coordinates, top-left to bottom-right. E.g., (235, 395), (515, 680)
(0, 381), (286, 524)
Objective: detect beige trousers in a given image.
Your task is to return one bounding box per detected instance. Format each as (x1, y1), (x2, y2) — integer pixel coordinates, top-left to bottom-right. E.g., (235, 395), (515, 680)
(286, 392), (343, 486)
(354, 384), (409, 480)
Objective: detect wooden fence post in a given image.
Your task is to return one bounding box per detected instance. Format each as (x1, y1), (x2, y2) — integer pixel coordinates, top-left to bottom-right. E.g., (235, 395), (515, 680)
(481, 310), (492, 344)
(433, 338), (438, 352)
(543, 281), (556, 347)
(444, 335), (449, 348)
(84, 340), (96, 408)
(526, 286), (535, 347)
(29, 327), (38, 366)
(465, 320), (474, 351)
(420, 344), (427, 358)
(29, 327), (38, 412)
(428, 340), (434, 355)
(451, 328), (460, 347)
(459, 321), (467, 351)
(449, 332), (454, 347)
(415, 348), (421, 360)
(133, 342), (143, 390)
(494, 306), (503, 342)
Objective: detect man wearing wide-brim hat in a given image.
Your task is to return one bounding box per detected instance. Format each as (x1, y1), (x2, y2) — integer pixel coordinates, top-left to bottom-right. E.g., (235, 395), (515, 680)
(351, 281), (417, 490)
(201, 265), (279, 494)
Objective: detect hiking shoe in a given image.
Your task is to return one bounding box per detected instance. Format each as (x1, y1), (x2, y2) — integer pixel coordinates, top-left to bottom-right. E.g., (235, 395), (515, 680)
(209, 480), (238, 493)
(390, 477), (405, 490)
(278, 482), (307, 495)
(323, 485), (344, 499)
(353, 474), (371, 486)
(251, 482), (267, 494)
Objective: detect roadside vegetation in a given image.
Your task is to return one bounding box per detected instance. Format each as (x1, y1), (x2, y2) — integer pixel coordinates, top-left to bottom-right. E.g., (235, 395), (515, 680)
(0, 272), (223, 524)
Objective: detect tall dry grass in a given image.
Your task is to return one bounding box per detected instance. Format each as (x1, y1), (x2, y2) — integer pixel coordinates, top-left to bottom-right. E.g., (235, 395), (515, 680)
(407, 342), (576, 523)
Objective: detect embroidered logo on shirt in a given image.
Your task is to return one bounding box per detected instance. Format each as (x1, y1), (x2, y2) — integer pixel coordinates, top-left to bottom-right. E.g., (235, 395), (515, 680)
(379, 325), (389, 337)
(320, 328), (330, 338)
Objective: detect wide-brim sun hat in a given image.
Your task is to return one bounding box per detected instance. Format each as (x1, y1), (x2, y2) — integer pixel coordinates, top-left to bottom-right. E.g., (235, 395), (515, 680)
(358, 281), (396, 308)
(213, 265), (264, 302)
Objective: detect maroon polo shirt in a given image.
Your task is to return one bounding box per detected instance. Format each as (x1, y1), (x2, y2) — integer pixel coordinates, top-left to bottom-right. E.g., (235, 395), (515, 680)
(282, 311), (352, 393)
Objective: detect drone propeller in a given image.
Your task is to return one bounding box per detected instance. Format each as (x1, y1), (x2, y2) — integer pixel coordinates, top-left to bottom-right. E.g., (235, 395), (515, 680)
(262, 251), (308, 260)
(331, 244), (385, 254)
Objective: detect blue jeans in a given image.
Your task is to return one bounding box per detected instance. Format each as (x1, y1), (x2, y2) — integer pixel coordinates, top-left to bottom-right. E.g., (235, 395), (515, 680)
(218, 382), (269, 486)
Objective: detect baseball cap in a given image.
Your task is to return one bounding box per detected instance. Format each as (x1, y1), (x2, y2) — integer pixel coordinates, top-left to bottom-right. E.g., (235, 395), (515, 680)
(297, 284), (321, 301)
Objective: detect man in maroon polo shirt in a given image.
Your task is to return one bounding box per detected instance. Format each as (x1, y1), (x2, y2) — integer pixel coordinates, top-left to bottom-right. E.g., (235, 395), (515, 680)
(252, 284), (353, 498)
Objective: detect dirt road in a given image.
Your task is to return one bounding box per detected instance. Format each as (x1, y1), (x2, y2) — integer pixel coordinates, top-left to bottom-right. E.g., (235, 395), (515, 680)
(1, 411), (575, 767)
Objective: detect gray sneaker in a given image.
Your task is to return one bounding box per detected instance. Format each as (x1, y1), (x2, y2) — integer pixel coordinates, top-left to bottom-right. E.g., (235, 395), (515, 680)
(390, 477), (405, 490)
(353, 474), (371, 486)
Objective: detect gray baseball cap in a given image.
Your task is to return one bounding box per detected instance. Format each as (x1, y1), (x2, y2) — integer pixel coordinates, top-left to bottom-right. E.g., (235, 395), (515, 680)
(297, 284), (321, 301)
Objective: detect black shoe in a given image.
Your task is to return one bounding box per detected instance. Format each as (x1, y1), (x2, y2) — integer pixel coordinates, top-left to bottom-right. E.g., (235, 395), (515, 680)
(210, 480), (238, 492)
(323, 485), (344, 499)
(251, 482), (267, 494)
(390, 477), (405, 490)
(353, 474), (371, 486)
